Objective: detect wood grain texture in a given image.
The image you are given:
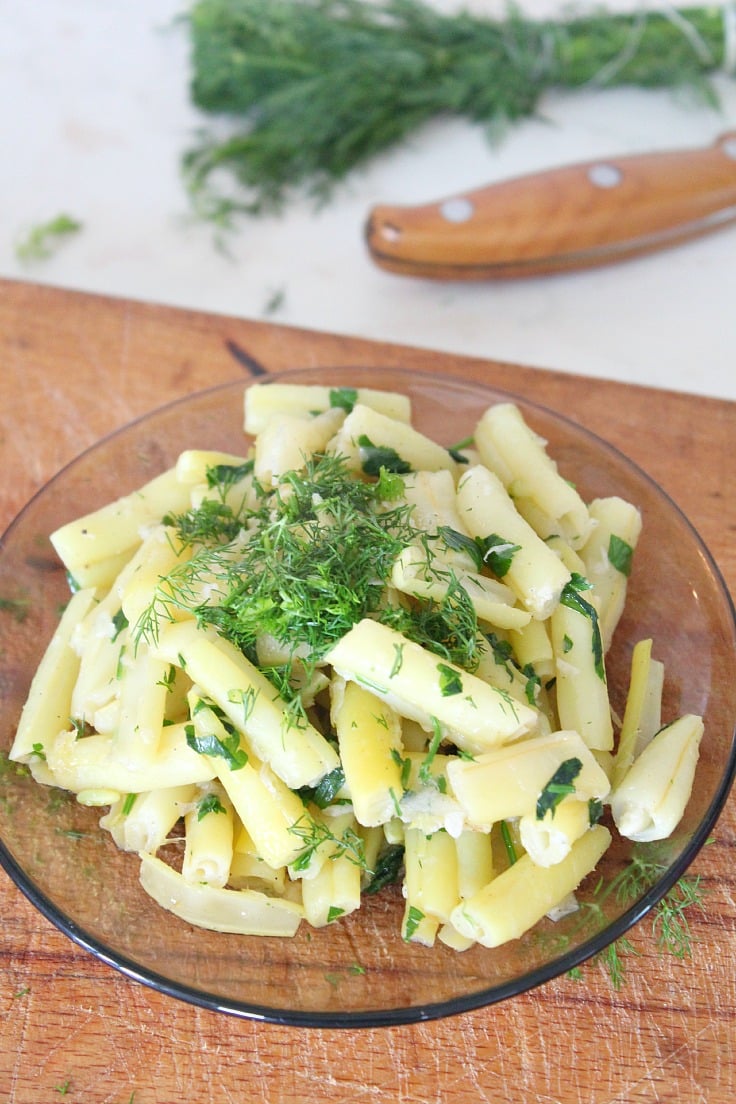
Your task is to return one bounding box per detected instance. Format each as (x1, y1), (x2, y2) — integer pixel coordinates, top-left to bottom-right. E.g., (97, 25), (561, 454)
(1, 278), (734, 1104)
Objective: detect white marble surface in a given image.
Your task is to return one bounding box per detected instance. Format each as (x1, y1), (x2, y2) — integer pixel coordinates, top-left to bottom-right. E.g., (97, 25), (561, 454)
(1, 0), (735, 400)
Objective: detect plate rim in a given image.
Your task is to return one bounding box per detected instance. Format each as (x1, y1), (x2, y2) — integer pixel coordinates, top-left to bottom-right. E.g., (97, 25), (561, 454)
(1, 365), (735, 1027)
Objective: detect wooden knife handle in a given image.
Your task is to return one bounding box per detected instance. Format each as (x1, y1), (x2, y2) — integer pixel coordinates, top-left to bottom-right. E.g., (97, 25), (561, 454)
(365, 132), (736, 279)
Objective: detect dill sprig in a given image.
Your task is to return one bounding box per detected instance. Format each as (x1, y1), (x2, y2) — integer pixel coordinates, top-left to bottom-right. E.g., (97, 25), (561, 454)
(382, 572), (480, 670)
(289, 813), (368, 872)
(563, 843), (709, 989)
(15, 213), (83, 262)
(184, 0), (730, 216)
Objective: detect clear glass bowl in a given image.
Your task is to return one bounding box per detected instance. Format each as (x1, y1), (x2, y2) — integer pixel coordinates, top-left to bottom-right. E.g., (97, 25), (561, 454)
(1, 366), (734, 1027)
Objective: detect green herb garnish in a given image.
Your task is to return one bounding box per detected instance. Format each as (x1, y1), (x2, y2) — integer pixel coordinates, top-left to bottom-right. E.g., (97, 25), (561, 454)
(403, 905), (425, 940)
(536, 757), (583, 819)
(608, 534), (634, 577)
(185, 720), (248, 771)
(299, 766), (346, 809)
(357, 435), (411, 476)
(418, 716), (443, 786)
(289, 814), (368, 873)
(205, 460), (254, 491)
(197, 793), (227, 819)
(111, 609), (129, 642)
(139, 452), (481, 714)
(437, 526), (519, 577)
(390, 748), (412, 792)
(16, 214), (82, 262)
(477, 534), (521, 578)
(122, 793), (137, 816)
(560, 574), (605, 681)
(329, 387), (358, 413)
(390, 643), (405, 677)
(522, 663), (541, 706)
(588, 797), (604, 826)
(500, 820), (518, 866)
(437, 662), (462, 697)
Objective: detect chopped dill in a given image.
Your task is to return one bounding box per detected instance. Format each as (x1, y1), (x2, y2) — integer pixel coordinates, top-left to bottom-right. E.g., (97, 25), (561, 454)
(558, 842), (709, 988)
(137, 452), (485, 718)
(382, 573), (480, 670)
(289, 813), (368, 873)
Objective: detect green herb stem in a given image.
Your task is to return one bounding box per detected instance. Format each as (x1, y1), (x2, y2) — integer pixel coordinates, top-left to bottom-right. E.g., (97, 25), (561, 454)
(184, 0), (729, 215)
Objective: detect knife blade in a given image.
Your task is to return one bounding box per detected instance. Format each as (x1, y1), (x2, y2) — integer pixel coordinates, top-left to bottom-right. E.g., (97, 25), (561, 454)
(364, 131), (736, 279)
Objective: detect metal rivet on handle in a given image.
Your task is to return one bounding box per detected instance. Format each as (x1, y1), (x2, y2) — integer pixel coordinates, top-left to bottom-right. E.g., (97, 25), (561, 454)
(440, 197), (475, 223)
(588, 163), (623, 188)
(720, 136), (736, 161)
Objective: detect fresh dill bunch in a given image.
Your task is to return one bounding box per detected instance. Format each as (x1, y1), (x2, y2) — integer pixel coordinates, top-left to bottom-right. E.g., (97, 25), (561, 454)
(184, 0), (730, 215)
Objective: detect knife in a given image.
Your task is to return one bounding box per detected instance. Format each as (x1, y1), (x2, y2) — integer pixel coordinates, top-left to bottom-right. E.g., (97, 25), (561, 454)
(364, 131), (736, 279)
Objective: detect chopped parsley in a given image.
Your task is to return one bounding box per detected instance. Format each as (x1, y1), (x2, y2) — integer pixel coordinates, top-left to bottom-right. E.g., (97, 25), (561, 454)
(357, 435), (412, 476)
(205, 459), (254, 492)
(437, 661), (463, 696)
(197, 793), (227, 819)
(608, 534), (634, 577)
(477, 534), (521, 578)
(329, 387), (358, 412)
(15, 213), (82, 262)
(588, 797), (604, 826)
(536, 757), (583, 819)
(403, 905), (425, 940)
(560, 574), (605, 680)
(521, 662), (541, 705)
(185, 716), (248, 771)
(111, 609), (129, 641)
(436, 527), (519, 577)
(298, 766), (346, 809)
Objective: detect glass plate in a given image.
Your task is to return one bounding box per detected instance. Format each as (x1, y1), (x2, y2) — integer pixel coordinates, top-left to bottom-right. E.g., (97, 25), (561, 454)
(1, 366), (734, 1028)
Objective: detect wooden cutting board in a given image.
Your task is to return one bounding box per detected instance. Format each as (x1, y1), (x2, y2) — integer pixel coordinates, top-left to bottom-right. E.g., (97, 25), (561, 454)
(0, 278), (734, 1104)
